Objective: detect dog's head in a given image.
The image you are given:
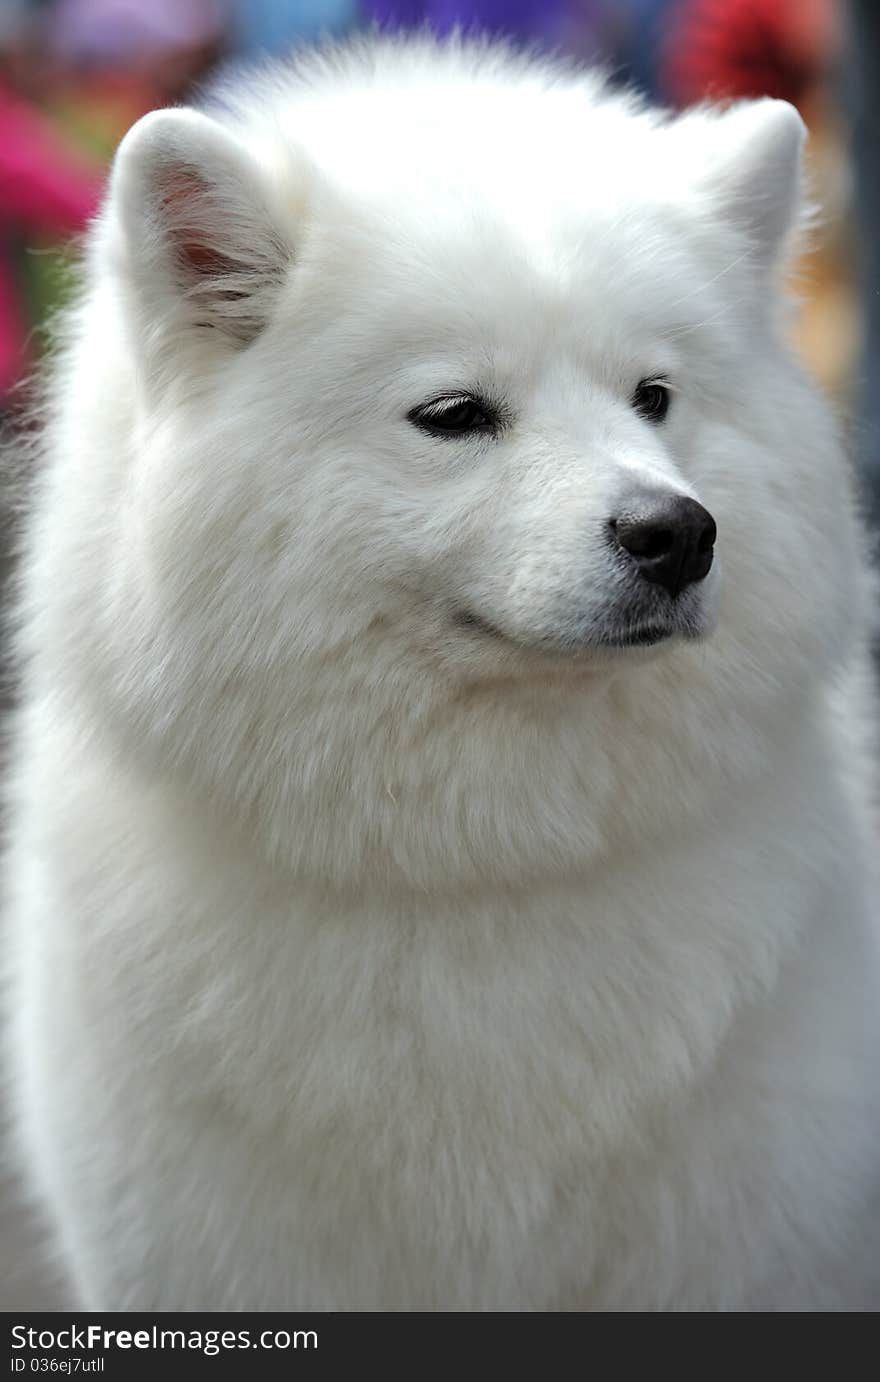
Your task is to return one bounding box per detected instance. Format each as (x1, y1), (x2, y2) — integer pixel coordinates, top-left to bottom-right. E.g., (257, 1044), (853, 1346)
(78, 44), (864, 883)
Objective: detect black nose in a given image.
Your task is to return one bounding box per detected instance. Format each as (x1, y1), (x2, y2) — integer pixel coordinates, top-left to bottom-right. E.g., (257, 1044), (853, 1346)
(610, 494), (716, 597)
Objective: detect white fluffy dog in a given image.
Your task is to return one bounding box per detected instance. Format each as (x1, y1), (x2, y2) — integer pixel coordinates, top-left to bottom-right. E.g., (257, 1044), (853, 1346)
(5, 37), (879, 1310)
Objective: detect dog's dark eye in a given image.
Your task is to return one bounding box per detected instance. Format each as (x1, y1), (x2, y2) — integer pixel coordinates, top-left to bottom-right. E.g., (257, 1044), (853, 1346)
(632, 380), (671, 424)
(408, 395), (496, 438)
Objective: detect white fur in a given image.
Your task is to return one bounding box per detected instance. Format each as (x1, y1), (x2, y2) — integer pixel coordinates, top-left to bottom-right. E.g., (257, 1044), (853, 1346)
(5, 37), (879, 1311)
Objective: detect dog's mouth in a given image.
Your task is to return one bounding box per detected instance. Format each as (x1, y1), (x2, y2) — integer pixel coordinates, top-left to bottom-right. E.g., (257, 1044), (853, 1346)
(453, 609), (505, 638)
(594, 624), (674, 648)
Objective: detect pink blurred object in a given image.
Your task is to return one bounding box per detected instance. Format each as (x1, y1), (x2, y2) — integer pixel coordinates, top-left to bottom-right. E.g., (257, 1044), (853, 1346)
(0, 86), (101, 401)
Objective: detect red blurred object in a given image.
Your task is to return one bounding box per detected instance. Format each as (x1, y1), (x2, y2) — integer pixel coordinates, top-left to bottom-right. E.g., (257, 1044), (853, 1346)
(662, 0), (837, 111)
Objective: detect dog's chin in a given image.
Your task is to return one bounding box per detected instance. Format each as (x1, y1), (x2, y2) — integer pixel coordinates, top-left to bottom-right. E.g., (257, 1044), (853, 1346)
(451, 603), (713, 660)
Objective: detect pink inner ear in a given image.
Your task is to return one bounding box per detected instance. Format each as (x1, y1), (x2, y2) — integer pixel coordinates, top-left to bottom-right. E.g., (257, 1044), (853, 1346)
(158, 166), (238, 279)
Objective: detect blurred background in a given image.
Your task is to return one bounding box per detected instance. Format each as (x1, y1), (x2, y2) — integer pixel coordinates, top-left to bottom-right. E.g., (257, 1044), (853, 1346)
(1, 0), (878, 500)
(0, 0), (878, 1309)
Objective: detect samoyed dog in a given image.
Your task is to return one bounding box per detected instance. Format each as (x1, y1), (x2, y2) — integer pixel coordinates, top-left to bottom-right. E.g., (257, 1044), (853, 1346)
(5, 36), (879, 1311)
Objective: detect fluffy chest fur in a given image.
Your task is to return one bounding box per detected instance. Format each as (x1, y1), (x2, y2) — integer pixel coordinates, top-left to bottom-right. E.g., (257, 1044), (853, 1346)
(13, 700), (875, 1309)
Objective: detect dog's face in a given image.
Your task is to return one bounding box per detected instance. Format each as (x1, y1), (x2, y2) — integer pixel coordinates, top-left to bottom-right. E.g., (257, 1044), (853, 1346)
(252, 191), (729, 663)
(90, 55), (863, 881)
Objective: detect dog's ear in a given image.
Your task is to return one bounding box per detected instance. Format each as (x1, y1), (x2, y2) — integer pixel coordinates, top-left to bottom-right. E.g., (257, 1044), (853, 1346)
(697, 99), (807, 268)
(108, 108), (296, 387)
